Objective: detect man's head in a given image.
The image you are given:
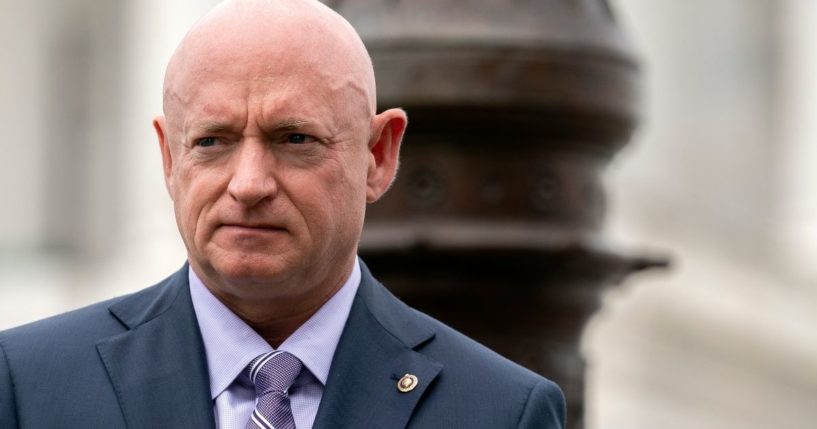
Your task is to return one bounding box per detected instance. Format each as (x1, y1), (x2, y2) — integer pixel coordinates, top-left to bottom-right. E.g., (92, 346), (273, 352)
(153, 0), (407, 314)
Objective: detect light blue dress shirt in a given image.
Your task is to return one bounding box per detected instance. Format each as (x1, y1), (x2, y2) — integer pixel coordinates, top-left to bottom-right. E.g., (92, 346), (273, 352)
(189, 259), (361, 429)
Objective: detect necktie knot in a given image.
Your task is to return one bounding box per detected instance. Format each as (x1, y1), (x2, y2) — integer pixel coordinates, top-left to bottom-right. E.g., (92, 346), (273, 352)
(246, 351), (303, 397)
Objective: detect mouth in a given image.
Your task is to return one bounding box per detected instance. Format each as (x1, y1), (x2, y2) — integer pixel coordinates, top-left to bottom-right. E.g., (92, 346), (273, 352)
(219, 223), (286, 233)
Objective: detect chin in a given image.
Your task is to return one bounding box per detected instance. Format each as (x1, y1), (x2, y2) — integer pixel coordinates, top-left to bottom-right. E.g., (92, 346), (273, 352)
(212, 254), (296, 286)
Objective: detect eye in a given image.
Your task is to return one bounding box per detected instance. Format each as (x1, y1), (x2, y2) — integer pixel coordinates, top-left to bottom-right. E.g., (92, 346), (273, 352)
(195, 137), (219, 147)
(286, 133), (314, 144)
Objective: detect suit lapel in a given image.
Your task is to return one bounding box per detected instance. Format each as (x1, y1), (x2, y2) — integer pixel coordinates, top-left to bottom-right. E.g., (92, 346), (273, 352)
(313, 262), (442, 429)
(96, 266), (215, 429)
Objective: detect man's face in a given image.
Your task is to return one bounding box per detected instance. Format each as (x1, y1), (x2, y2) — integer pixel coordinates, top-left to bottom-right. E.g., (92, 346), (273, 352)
(157, 51), (376, 301)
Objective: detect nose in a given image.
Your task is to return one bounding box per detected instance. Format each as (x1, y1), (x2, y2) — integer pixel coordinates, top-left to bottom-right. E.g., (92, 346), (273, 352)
(227, 140), (277, 207)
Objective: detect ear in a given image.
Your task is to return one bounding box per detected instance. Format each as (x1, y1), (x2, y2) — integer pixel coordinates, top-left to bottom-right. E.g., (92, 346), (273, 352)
(366, 108), (407, 203)
(153, 116), (176, 200)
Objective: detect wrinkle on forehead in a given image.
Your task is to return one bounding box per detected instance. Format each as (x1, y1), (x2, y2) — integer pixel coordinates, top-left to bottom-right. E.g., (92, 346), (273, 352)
(162, 0), (377, 122)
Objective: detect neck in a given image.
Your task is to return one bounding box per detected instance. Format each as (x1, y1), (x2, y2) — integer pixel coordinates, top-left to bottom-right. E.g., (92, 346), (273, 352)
(193, 258), (355, 348)
(243, 281), (345, 348)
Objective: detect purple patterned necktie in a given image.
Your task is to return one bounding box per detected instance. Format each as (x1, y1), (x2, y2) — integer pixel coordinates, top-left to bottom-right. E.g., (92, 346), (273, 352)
(245, 351), (304, 429)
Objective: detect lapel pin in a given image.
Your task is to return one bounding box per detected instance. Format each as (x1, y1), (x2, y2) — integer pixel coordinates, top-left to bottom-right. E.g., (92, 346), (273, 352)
(397, 373), (419, 393)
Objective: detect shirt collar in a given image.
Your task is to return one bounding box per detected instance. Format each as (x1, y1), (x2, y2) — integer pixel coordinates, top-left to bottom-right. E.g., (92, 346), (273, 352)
(189, 259), (361, 400)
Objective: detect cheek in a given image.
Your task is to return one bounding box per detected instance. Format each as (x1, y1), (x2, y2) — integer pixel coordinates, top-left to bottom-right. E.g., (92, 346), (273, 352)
(329, 160), (369, 229)
(295, 161), (367, 232)
(173, 168), (223, 241)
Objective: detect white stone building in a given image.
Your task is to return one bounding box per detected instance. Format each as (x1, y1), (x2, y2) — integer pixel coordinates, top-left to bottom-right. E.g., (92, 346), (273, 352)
(1, 1), (815, 428)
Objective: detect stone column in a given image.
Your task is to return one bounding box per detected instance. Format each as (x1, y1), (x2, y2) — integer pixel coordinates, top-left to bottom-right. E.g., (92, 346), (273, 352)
(328, 1), (662, 427)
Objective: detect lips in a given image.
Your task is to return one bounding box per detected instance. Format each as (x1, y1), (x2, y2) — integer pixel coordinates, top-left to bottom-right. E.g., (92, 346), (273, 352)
(219, 223), (286, 233)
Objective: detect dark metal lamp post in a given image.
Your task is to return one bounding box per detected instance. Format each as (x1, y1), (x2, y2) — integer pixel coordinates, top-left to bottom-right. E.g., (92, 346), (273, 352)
(328, 1), (666, 427)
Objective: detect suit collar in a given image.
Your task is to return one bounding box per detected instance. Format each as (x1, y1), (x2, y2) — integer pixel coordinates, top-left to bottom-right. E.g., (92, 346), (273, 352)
(95, 260), (440, 429)
(97, 264), (216, 429)
(313, 261), (442, 429)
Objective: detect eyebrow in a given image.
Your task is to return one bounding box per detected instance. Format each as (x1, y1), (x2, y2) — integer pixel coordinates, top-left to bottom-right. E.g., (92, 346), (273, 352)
(193, 121), (234, 134)
(187, 118), (314, 136)
(271, 118), (310, 131)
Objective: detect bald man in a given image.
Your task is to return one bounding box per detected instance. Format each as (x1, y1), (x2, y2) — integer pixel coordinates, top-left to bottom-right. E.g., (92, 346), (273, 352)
(0, 1), (565, 428)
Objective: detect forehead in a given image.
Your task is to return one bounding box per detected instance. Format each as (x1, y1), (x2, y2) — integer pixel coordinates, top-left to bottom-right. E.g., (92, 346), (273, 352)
(165, 53), (370, 134)
(164, 14), (374, 131)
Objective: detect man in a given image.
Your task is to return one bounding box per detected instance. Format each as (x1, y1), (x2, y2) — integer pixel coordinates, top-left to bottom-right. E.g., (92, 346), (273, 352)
(0, 0), (565, 428)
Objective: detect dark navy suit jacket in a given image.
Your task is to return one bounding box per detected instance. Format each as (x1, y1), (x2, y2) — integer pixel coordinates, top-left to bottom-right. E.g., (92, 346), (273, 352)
(0, 262), (565, 428)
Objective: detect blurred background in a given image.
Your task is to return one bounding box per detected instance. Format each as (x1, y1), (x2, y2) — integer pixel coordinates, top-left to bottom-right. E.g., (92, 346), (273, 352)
(1, 1), (816, 428)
